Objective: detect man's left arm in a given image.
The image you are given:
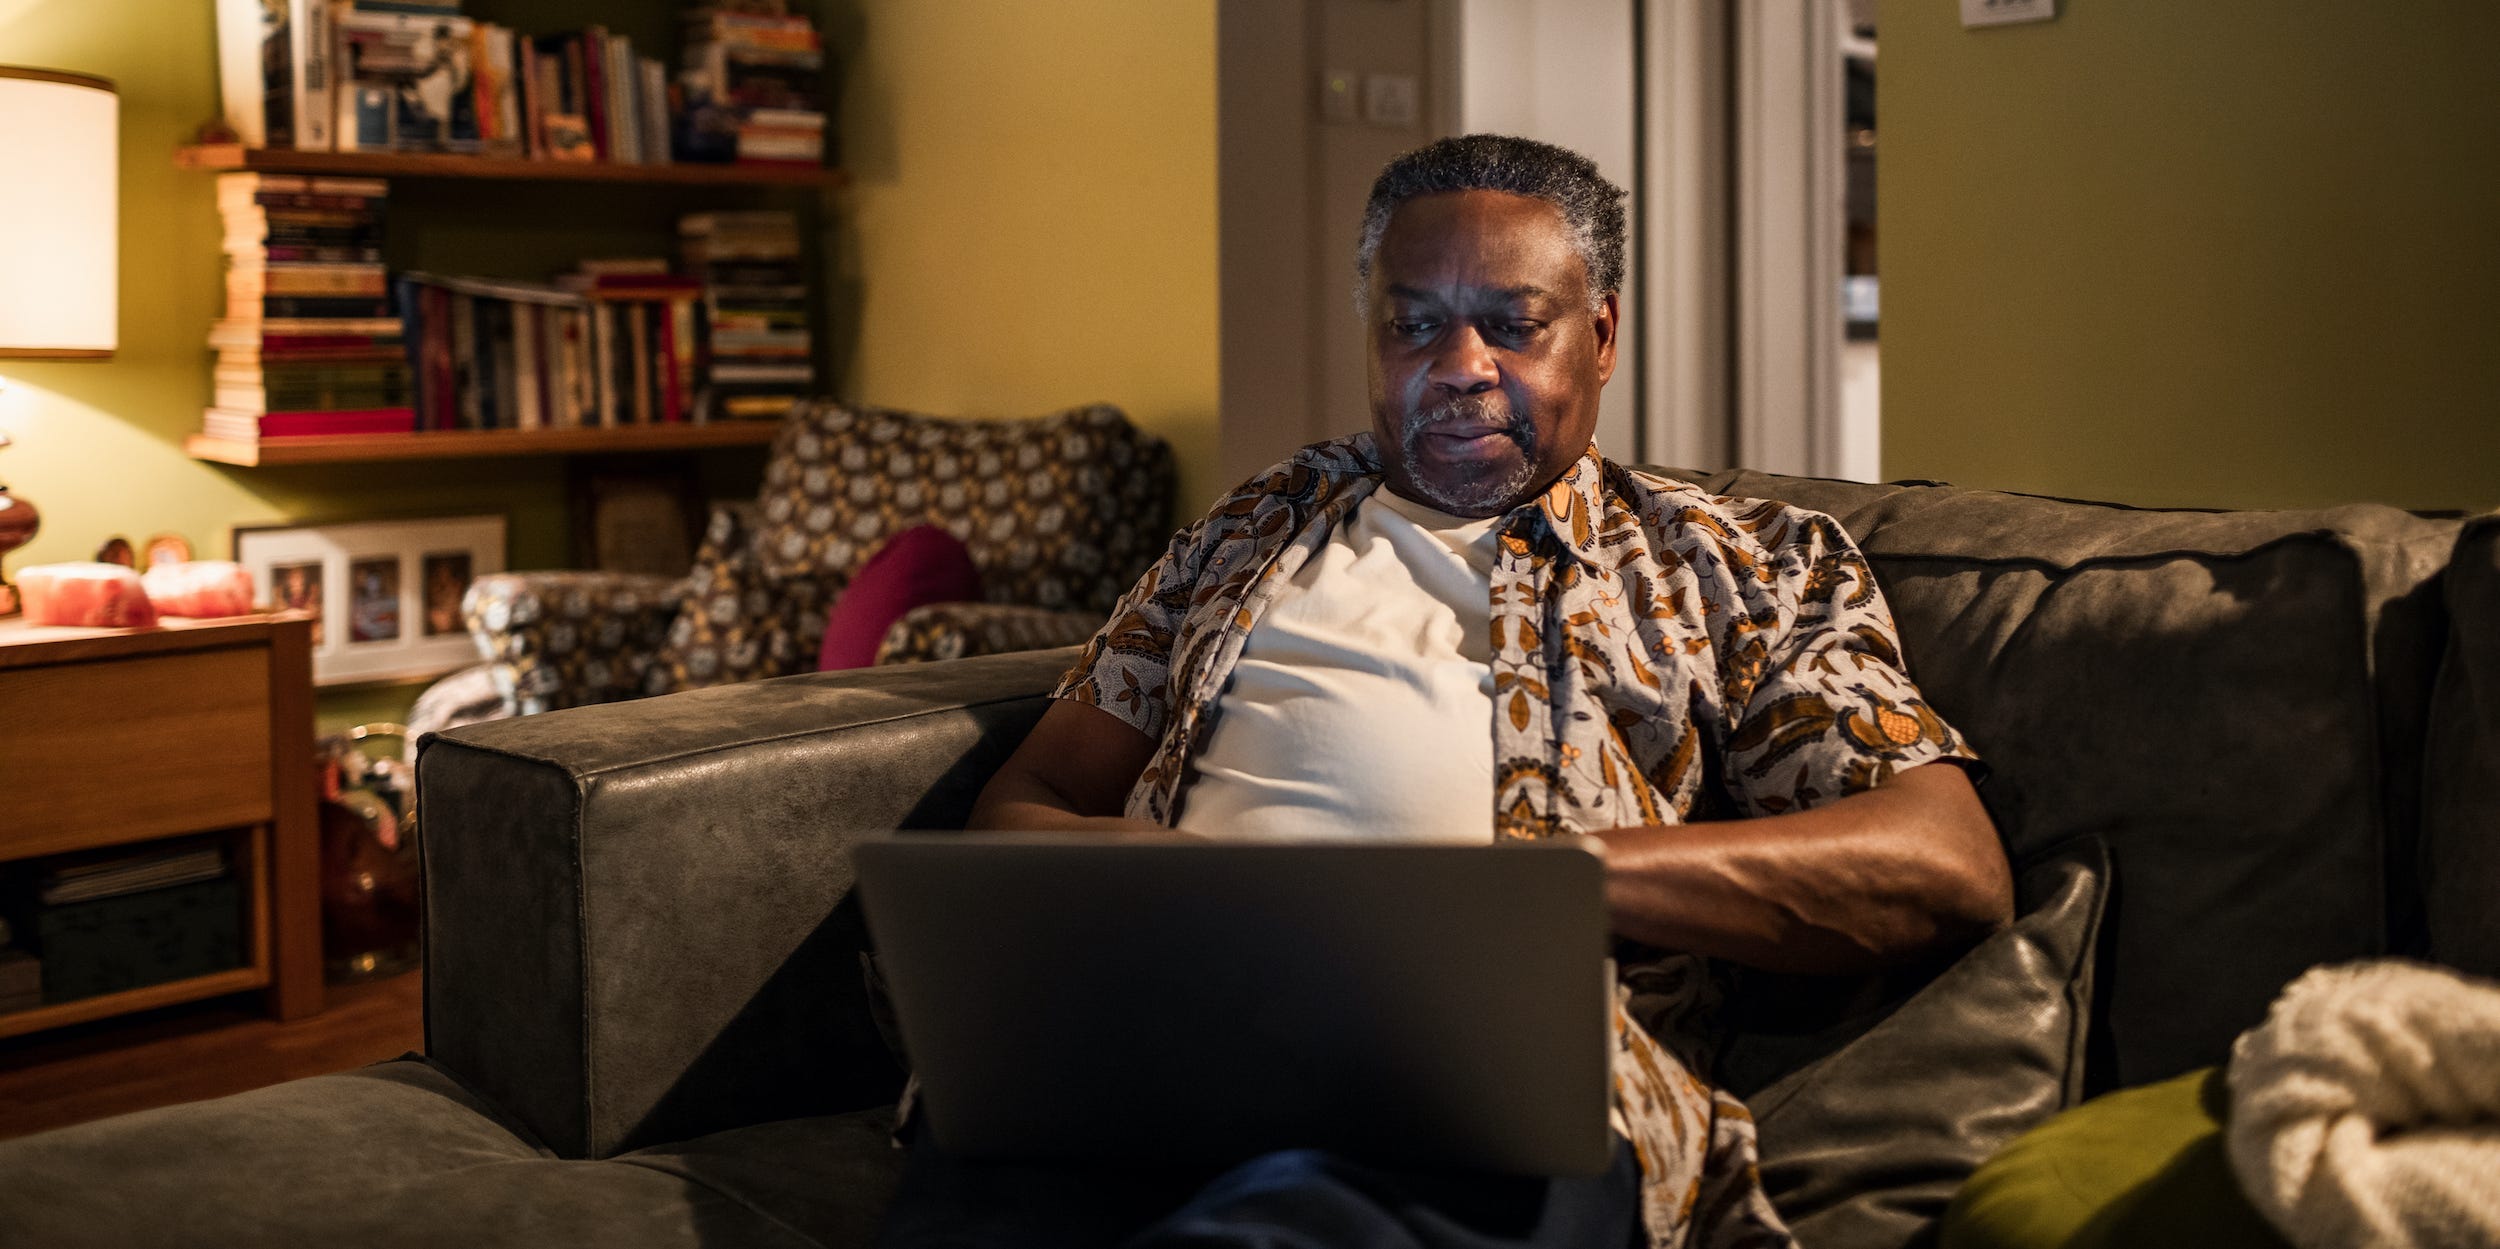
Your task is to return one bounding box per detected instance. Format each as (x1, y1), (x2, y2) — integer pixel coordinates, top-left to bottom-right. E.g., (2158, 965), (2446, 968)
(1589, 761), (2009, 974)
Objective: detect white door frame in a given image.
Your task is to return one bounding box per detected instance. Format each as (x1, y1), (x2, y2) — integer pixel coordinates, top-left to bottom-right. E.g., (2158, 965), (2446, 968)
(1639, 0), (1850, 479)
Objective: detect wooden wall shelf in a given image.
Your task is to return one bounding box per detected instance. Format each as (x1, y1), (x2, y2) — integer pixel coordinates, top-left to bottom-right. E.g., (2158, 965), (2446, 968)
(185, 422), (783, 466)
(176, 143), (845, 189)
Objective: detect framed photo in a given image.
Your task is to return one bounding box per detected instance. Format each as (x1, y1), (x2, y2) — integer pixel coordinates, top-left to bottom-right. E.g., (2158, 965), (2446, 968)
(567, 459), (705, 576)
(231, 514), (506, 686)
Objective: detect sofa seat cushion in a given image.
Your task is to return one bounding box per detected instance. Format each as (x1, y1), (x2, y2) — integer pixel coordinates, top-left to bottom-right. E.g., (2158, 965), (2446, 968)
(1940, 1068), (2289, 1249)
(0, 1058), (903, 1249)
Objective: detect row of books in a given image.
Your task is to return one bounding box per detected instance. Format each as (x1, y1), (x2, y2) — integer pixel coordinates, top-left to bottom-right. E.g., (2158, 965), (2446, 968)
(208, 172), (412, 441)
(395, 267), (704, 434)
(216, 0), (827, 167)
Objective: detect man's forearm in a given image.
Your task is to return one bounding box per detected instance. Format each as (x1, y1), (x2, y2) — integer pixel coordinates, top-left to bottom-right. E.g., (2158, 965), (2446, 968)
(1589, 763), (2011, 974)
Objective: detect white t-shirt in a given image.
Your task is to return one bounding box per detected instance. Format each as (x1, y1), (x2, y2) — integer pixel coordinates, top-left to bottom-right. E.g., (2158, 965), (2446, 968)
(1176, 488), (1501, 843)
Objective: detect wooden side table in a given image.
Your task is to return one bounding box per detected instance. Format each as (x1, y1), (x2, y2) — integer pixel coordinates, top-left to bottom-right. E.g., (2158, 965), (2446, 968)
(0, 614), (322, 1037)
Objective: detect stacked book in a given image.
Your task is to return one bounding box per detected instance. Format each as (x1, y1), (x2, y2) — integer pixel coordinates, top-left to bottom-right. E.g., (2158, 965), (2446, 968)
(205, 172), (412, 444)
(676, 2), (826, 166)
(680, 212), (813, 420)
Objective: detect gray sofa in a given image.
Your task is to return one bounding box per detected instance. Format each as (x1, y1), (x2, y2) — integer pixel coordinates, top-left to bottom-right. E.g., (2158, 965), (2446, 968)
(3, 467), (2493, 1249)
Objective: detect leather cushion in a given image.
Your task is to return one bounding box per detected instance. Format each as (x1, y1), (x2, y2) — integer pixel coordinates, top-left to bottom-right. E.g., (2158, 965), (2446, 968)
(819, 525), (983, 670)
(1672, 469), (2457, 1092)
(0, 1056), (905, 1249)
(1940, 1068), (2289, 1249)
(2424, 516), (2500, 977)
(1725, 837), (2107, 1249)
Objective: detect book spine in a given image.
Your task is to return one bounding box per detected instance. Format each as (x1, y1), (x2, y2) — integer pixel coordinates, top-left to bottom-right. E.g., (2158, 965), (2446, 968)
(581, 29), (610, 161)
(591, 304), (617, 428)
(450, 294), (479, 430)
(296, 0), (334, 151)
(215, 0), (269, 147)
(511, 302), (542, 429)
(626, 303), (651, 425)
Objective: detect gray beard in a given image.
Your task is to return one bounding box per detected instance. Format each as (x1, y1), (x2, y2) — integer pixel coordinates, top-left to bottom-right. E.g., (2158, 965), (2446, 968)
(1396, 393), (1538, 516)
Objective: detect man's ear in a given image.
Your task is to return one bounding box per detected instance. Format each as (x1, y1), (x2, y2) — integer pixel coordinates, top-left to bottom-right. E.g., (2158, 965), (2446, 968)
(1591, 291), (1620, 386)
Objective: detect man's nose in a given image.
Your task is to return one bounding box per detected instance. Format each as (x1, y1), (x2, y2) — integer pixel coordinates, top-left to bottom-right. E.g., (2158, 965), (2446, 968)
(1426, 324), (1500, 394)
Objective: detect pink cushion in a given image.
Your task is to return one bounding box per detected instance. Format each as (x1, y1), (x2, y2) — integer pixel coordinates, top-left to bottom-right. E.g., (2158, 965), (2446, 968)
(816, 525), (983, 670)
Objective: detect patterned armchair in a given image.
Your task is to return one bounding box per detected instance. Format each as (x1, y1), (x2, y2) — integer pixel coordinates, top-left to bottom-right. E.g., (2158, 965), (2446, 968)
(452, 401), (1173, 719)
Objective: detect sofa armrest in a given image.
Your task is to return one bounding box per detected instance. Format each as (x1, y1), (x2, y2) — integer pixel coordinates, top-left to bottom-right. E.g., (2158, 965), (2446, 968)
(873, 602), (1106, 665)
(465, 570), (683, 713)
(415, 646), (1078, 1159)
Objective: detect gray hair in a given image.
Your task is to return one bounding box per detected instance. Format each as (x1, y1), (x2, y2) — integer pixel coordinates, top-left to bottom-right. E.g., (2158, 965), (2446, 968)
(1354, 134), (1627, 314)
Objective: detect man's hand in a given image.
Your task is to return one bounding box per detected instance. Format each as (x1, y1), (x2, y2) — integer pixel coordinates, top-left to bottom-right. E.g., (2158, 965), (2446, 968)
(968, 699), (1168, 834)
(1589, 762), (2012, 974)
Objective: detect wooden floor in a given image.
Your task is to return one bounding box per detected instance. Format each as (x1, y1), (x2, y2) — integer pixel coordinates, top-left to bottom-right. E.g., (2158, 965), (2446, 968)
(0, 971), (424, 1142)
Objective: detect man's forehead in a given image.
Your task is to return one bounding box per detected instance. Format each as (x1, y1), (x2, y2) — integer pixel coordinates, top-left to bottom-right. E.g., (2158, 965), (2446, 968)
(1373, 191), (1584, 296)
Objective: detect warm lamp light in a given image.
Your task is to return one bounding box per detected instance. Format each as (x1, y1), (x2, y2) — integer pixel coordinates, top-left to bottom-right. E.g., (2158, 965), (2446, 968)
(0, 66), (118, 358)
(0, 65), (117, 614)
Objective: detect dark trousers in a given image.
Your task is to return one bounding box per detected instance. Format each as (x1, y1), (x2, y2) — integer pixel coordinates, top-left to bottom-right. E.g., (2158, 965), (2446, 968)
(874, 1134), (1645, 1249)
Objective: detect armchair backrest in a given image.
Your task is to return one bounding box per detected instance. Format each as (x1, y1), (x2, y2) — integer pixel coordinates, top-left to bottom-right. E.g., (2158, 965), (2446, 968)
(749, 401), (1175, 615)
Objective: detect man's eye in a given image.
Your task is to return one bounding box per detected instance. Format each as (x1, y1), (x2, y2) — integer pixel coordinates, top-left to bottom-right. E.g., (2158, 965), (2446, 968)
(1392, 319), (1439, 337)
(1499, 321), (1543, 339)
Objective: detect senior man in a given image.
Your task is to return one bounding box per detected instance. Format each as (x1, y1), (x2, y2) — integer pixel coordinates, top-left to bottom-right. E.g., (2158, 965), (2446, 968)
(891, 135), (2012, 1249)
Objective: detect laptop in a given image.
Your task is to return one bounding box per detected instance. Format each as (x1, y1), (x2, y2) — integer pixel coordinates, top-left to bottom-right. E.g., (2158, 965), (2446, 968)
(851, 833), (1615, 1177)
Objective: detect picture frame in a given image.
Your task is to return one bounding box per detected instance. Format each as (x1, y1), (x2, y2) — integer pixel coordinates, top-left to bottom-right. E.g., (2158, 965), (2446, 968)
(230, 514), (506, 687)
(567, 458), (706, 577)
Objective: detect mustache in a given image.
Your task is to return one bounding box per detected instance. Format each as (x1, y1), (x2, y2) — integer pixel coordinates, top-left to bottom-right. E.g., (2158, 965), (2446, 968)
(1409, 393), (1530, 439)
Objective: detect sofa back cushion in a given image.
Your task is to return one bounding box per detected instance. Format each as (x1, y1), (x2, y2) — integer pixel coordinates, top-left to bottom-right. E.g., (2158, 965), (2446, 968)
(1665, 468), (2458, 1091)
(2424, 516), (2500, 978)
(751, 401), (1174, 616)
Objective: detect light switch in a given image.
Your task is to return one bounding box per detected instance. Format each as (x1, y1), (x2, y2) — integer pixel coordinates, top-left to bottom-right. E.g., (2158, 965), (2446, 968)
(1363, 73), (1419, 128)
(1961, 0), (2056, 28)
(1318, 69), (1358, 123)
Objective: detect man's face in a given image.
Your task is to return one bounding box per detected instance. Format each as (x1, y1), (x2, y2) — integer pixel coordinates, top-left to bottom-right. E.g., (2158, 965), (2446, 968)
(1366, 190), (1618, 518)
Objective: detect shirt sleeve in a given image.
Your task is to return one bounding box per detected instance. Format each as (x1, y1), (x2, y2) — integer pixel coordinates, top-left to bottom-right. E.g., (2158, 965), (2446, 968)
(1049, 517), (1209, 744)
(1716, 512), (1979, 816)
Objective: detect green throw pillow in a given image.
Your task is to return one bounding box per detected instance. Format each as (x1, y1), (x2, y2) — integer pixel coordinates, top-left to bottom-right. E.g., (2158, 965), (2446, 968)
(1941, 1067), (2291, 1249)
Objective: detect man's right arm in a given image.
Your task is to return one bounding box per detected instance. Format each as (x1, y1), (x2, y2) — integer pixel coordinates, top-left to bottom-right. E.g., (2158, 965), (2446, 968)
(966, 699), (1166, 833)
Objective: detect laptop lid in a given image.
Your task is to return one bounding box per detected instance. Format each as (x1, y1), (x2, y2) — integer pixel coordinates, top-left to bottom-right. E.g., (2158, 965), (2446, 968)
(853, 834), (1614, 1177)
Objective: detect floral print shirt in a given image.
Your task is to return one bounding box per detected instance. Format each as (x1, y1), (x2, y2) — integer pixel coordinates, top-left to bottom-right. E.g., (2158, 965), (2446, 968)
(1055, 433), (1977, 1247)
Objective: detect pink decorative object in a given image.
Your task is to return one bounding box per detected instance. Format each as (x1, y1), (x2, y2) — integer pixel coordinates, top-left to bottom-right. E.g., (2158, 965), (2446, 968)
(817, 525), (984, 670)
(143, 559), (255, 618)
(20, 562), (159, 628)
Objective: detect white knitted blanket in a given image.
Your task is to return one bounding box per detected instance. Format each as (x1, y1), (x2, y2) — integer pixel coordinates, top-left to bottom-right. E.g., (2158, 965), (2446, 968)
(2228, 960), (2500, 1249)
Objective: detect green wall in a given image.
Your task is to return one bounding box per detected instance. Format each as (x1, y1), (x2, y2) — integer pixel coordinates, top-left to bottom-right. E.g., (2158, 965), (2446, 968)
(1882, 1), (2500, 511)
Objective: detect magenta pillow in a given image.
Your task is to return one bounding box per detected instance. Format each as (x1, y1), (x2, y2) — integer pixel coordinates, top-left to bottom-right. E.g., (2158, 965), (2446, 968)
(816, 525), (984, 670)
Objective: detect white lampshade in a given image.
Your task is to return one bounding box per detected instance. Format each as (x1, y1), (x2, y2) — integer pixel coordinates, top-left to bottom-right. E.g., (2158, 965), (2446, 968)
(0, 67), (118, 359)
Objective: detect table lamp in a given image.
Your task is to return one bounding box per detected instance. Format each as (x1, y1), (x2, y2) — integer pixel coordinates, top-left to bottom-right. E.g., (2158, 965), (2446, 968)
(0, 65), (118, 615)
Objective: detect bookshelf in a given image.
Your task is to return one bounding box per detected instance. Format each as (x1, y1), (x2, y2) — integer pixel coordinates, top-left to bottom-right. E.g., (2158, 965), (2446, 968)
(184, 420), (782, 465)
(176, 143), (847, 189)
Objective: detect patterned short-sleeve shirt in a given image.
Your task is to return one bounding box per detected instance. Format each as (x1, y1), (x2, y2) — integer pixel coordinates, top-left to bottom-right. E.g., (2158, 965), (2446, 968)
(1055, 433), (1977, 1247)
